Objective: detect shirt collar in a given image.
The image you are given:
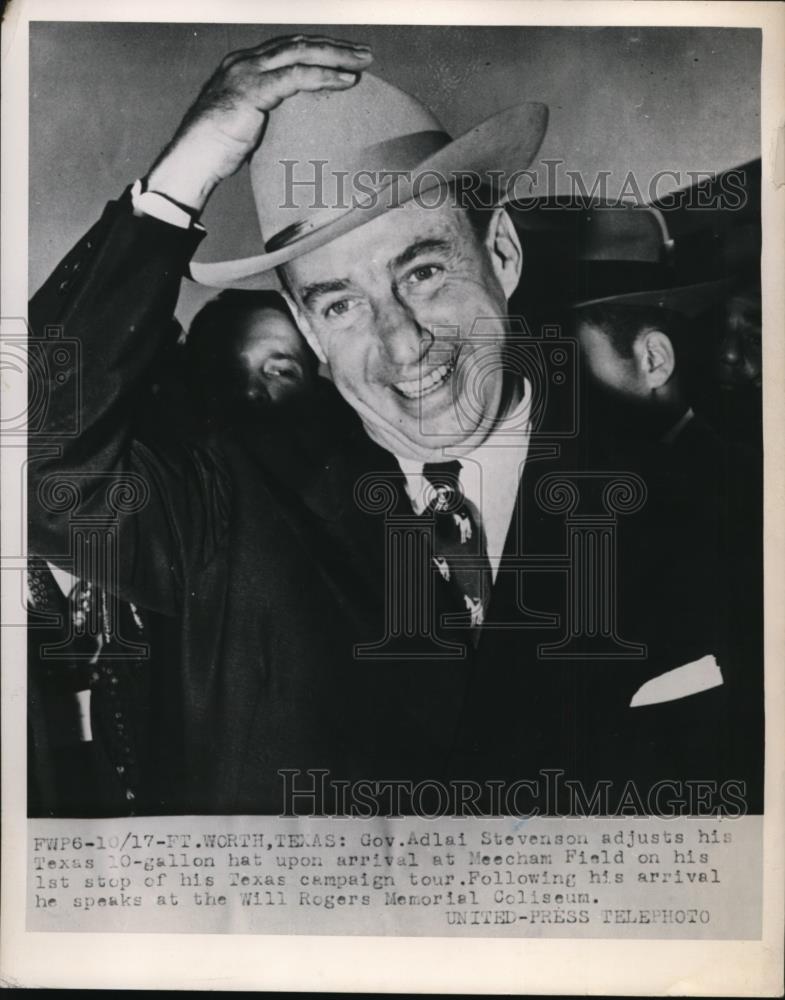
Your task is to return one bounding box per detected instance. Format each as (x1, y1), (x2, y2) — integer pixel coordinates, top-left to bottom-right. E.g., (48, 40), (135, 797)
(397, 381), (532, 479)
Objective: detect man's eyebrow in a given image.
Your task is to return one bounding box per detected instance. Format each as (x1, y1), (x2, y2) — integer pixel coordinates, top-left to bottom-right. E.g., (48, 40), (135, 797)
(391, 238), (454, 271)
(298, 278), (351, 310)
(262, 351), (301, 362)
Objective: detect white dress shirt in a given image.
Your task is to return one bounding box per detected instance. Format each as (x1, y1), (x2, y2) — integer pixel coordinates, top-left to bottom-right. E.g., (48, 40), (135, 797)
(397, 385), (533, 582)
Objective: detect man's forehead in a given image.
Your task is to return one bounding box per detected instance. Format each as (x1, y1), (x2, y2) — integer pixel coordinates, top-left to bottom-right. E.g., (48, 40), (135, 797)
(285, 200), (470, 286)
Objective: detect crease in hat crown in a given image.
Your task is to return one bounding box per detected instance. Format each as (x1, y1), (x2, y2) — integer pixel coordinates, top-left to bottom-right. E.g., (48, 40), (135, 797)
(189, 70), (549, 288)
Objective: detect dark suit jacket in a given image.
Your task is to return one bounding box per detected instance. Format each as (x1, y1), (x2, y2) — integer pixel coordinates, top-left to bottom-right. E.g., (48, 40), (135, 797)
(27, 560), (157, 818)
(28, 191), (764, 815)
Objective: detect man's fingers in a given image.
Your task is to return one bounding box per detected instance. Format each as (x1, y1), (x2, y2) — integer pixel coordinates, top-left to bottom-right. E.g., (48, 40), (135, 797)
(160, 36), (370, 203)
(258, 39), (372, 73)
(259, 64), (363, 106)
(224, 34), (370, 69)
(252, 33), (371, 57)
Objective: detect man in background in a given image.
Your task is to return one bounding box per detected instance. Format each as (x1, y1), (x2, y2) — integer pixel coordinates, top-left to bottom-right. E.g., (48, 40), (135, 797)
(184, 290), (319, 431)
(572, 292), (762, 806)
(700, 271), (762, 449)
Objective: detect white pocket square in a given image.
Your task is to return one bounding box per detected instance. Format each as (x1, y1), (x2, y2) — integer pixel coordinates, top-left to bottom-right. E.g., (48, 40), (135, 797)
(630, 654), (723, 708)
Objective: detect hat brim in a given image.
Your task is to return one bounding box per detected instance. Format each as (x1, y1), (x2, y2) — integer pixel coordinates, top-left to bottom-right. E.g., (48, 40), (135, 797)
(188, 101), (548, 290)
(569, 277), (738, 318)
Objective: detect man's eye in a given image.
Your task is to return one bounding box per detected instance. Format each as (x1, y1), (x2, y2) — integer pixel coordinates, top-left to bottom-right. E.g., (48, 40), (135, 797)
(264, 361), (301, 380)
(405, 264), (443, 286)
(324, 298), (356, 319)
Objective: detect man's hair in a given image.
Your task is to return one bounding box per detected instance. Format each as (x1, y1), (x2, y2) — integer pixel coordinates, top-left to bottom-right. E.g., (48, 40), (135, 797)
(275, 267), (295, 302)
(458, 181), (498, 241)
(187, 289), (295, 364)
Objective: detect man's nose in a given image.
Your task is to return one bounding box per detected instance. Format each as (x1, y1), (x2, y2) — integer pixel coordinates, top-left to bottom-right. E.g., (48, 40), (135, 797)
(719, 331), (742, 366)
(377, 294), (434, 368)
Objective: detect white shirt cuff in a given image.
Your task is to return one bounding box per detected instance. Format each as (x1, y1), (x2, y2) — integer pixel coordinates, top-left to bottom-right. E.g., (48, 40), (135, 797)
(130, 178), (205, 231)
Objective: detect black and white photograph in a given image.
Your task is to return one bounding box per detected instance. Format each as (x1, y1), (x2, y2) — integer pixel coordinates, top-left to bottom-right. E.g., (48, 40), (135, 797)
(2, 0), (784, 993)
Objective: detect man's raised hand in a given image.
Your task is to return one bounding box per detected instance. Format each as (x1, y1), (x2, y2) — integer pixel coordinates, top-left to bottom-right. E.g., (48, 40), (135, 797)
(146, 35), (372, 213)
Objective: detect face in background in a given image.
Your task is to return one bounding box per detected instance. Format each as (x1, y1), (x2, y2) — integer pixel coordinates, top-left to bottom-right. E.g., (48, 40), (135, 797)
(715, 286), (762, 392)
(283, 198), (523, 461)
(235, 306), (316, 408)
(576, 311), (682, 447)
(185, 295), (319, 434)
(577, 318), (676, 397)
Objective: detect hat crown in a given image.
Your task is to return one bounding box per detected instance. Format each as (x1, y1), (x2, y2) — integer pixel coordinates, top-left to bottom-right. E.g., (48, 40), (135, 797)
(510, 198), (672, 263)
(251, 72), (450, 249)
(189, 75), (549, 288)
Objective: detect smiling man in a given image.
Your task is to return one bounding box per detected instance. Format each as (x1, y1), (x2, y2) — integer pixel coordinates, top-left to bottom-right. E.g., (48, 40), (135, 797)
(28, 33), (762, 816)
(281, 199), (522, 460)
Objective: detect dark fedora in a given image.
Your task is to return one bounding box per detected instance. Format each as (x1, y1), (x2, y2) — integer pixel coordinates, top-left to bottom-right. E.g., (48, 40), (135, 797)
(507, 197), (742, 316)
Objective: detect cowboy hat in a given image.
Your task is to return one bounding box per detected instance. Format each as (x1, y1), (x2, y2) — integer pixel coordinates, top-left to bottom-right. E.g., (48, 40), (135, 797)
(189, 71), (548, 290)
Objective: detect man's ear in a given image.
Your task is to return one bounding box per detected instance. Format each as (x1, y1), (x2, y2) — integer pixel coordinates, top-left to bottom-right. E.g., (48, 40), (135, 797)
(637, 329), (676, 389)
(485, 206), (523, 301)
(281, 287), (328, 366)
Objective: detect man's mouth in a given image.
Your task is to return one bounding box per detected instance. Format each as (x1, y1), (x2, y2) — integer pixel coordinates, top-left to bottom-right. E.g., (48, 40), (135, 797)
(391, 356), (457, 400)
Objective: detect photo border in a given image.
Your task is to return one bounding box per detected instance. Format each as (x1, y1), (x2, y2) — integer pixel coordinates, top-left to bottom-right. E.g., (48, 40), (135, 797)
(2, 0), (783, 993)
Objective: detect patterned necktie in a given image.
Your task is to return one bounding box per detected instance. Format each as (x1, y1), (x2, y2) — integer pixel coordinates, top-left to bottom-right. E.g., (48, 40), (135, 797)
(422, 460), (492, 633)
